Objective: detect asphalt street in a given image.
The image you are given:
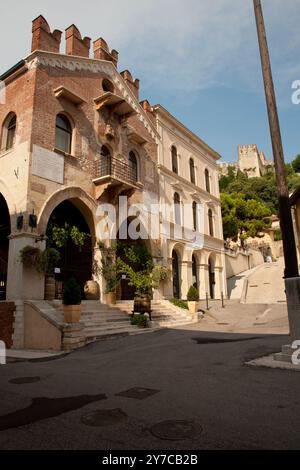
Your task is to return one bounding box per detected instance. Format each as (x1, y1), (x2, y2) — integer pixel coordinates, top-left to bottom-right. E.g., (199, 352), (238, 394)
(0, 326), (299, 450)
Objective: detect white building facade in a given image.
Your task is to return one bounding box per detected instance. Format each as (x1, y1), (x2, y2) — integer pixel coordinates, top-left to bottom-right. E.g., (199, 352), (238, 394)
(154, 105), (227, 300)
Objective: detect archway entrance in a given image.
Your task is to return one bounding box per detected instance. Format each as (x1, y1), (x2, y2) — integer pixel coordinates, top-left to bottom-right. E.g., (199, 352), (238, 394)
(116, 218), (151, 300)
(208, 256), (215, 299)
(0, 194), (10, 300)
(192, 254), (198, 290)
(46, 200), (92, 297)
(172, 249), (180, 299)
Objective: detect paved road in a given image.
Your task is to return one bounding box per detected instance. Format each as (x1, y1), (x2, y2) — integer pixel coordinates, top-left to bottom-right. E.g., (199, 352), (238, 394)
(245, 258), (286, 304)
(0, 324), (299, 450)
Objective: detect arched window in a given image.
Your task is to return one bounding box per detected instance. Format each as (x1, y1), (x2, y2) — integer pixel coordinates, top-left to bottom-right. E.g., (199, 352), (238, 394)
(171, 145), (178, 174)
(205, 168), (210, 193)
(2, 113), (17, 151)
(190, 158), (195, 184)
(128, 151), (138, 182)
(192, 201), (197, 231)
(192, 255), (198, 289)
(102, 78), (114, 93)
(208, 208), (214, 237)
(100, 145), (112, 176)
(174, 192), (181, 225)
(55, 114), (72, 153)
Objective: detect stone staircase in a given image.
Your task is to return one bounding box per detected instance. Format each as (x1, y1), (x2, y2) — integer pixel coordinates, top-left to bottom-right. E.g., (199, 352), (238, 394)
(114, 300), (195, 327)
(25, 299), (196, 351)
(79, 301), (141, 343)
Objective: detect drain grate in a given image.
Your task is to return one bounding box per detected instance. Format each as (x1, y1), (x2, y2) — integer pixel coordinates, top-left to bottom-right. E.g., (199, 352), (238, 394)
(116, 387), (159, 400)
(150, 420), (201, 441)
(81, 408), (127, 427)
(9, 376), (41, 384)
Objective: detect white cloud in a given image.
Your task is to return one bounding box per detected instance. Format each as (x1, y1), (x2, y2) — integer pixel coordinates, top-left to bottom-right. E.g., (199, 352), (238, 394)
(1, 0), (300, 102)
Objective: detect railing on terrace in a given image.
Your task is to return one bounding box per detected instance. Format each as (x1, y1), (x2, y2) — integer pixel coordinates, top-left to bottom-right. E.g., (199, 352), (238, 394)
(93, 156), (138, 186)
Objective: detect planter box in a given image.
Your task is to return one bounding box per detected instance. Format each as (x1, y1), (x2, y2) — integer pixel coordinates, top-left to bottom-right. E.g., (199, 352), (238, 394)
(105, 292), (116, 305)
(188, 301), (198, 315)
(63, 305), (82, 323)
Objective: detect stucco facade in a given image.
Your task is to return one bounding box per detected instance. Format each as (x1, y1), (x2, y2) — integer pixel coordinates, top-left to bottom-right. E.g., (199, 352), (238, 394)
(0, 15), (227, 351)
(154, 106), (227, 300)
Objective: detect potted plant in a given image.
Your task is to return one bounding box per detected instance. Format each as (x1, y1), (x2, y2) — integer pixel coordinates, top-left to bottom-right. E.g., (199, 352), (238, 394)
(19, 246), (42, 269)
(63, 277), (82, 323)
(187, 285), (199, 315)
(100, 259), (118, 305)
(42, 248), (60, 301)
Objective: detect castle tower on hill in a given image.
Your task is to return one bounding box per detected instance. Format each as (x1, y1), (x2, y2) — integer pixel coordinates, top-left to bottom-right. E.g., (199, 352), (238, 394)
(237, 144), (274, 178)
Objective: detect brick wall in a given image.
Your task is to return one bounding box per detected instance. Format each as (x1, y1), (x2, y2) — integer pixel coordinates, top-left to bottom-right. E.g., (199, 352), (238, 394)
(0, 302), (15, 348)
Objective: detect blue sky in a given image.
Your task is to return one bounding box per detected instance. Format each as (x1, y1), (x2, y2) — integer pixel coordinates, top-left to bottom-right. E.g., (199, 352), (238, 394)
(1, 0), (300, 162)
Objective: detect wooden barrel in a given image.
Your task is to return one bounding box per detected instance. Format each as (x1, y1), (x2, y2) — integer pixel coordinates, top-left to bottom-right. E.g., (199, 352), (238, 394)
(44, 276), (55, 301)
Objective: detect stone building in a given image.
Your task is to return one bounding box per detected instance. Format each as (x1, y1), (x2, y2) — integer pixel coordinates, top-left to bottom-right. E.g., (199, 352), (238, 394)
(154, 105), (227, 301)
(0, 16), (226, 349)
(218, 144), (274, 178)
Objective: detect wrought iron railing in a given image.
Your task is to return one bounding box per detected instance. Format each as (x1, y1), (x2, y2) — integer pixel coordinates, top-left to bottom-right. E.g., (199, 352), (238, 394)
(94, 155), (138, 186)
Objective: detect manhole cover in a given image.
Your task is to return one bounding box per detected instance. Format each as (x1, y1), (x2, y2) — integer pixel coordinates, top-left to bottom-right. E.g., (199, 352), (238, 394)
(150, 420), (201, 441)
(9, 376), (41, 384)
(81, 408), (127, 427)
(116, 387), (159, 400)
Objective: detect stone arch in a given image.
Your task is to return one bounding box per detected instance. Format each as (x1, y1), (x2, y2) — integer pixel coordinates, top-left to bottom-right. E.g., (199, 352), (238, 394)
(168, 241), (185, 260)
(0, 192), (11, 300)
(0, 179), (16, 219)
(37, 187), (97, 240)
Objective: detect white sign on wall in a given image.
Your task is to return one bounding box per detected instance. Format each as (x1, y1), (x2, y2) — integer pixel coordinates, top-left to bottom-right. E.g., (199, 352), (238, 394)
(32, 145), (64, 184)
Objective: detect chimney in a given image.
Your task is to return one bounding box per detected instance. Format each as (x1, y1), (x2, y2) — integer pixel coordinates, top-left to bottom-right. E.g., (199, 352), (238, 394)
(65, 24), (91, 58)
(93, 38), (119, 67)
(140, 100), (152, 113)
(31, 15), (62, 53)
(121, 70), (139, 99)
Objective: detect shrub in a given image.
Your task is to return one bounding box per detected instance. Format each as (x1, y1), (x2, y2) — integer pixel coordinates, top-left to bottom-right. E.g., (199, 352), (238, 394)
(63, 277), (81, 306)
(187, 286), (199, 302)
(19, 246), (42, 270)
(170, 298), (188, 310)
(130, 314), (149, 328)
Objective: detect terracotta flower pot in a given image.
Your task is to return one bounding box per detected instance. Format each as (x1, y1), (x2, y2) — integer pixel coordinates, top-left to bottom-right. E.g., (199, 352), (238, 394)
(63, 305), (82, 323)
(105, 292), (116, 305)
(187, 301), (198, 315)
(44, 275), (55, 301)
(133, 296), (151, 315)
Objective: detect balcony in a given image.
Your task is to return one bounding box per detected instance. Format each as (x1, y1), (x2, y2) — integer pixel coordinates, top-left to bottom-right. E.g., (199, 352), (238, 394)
(93, 155), (141, 200)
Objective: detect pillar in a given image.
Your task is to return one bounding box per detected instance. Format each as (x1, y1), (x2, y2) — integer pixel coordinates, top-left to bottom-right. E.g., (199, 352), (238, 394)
(6, 232), (46, 301)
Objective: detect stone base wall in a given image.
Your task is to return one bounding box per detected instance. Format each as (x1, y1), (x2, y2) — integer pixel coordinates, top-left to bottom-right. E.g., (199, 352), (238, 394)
(0, 302), (15, 348)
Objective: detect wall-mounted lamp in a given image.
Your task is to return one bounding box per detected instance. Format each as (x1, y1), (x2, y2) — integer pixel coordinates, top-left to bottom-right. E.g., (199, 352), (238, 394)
(29, 209), (37, 230)
(16, 214), (24, 231)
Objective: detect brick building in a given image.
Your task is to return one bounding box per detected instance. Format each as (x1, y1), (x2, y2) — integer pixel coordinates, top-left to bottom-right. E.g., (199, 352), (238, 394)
(0, 16), (226, 349)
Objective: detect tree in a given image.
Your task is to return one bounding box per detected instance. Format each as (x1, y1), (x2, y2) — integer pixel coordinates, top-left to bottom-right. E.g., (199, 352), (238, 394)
(221, 192), (271, 244)
(291, 154), (300, 173)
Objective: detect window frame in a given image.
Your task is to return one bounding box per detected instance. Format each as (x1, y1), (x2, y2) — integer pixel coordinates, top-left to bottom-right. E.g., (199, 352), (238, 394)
(1, 113), (17, 152)
(208, 208), (214, 237)
(55, 113), (72, 154)
(171, 145), (178, 174)
(189, 158), (196, 184)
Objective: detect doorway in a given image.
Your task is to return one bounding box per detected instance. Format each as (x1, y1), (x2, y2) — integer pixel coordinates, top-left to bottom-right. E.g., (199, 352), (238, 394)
(172, 249), (180, 299)
(46, 200), (92, 297)
(0, 194), (10, 300)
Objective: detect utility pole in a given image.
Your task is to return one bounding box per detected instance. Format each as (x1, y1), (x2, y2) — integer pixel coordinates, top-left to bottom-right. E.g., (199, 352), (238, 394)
(253, 0), (300, 343)
(253, 0), (298, 279)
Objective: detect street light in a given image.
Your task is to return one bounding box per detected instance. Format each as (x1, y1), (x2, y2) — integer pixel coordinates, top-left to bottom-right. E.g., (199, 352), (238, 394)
(253, 0), (300, 342)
